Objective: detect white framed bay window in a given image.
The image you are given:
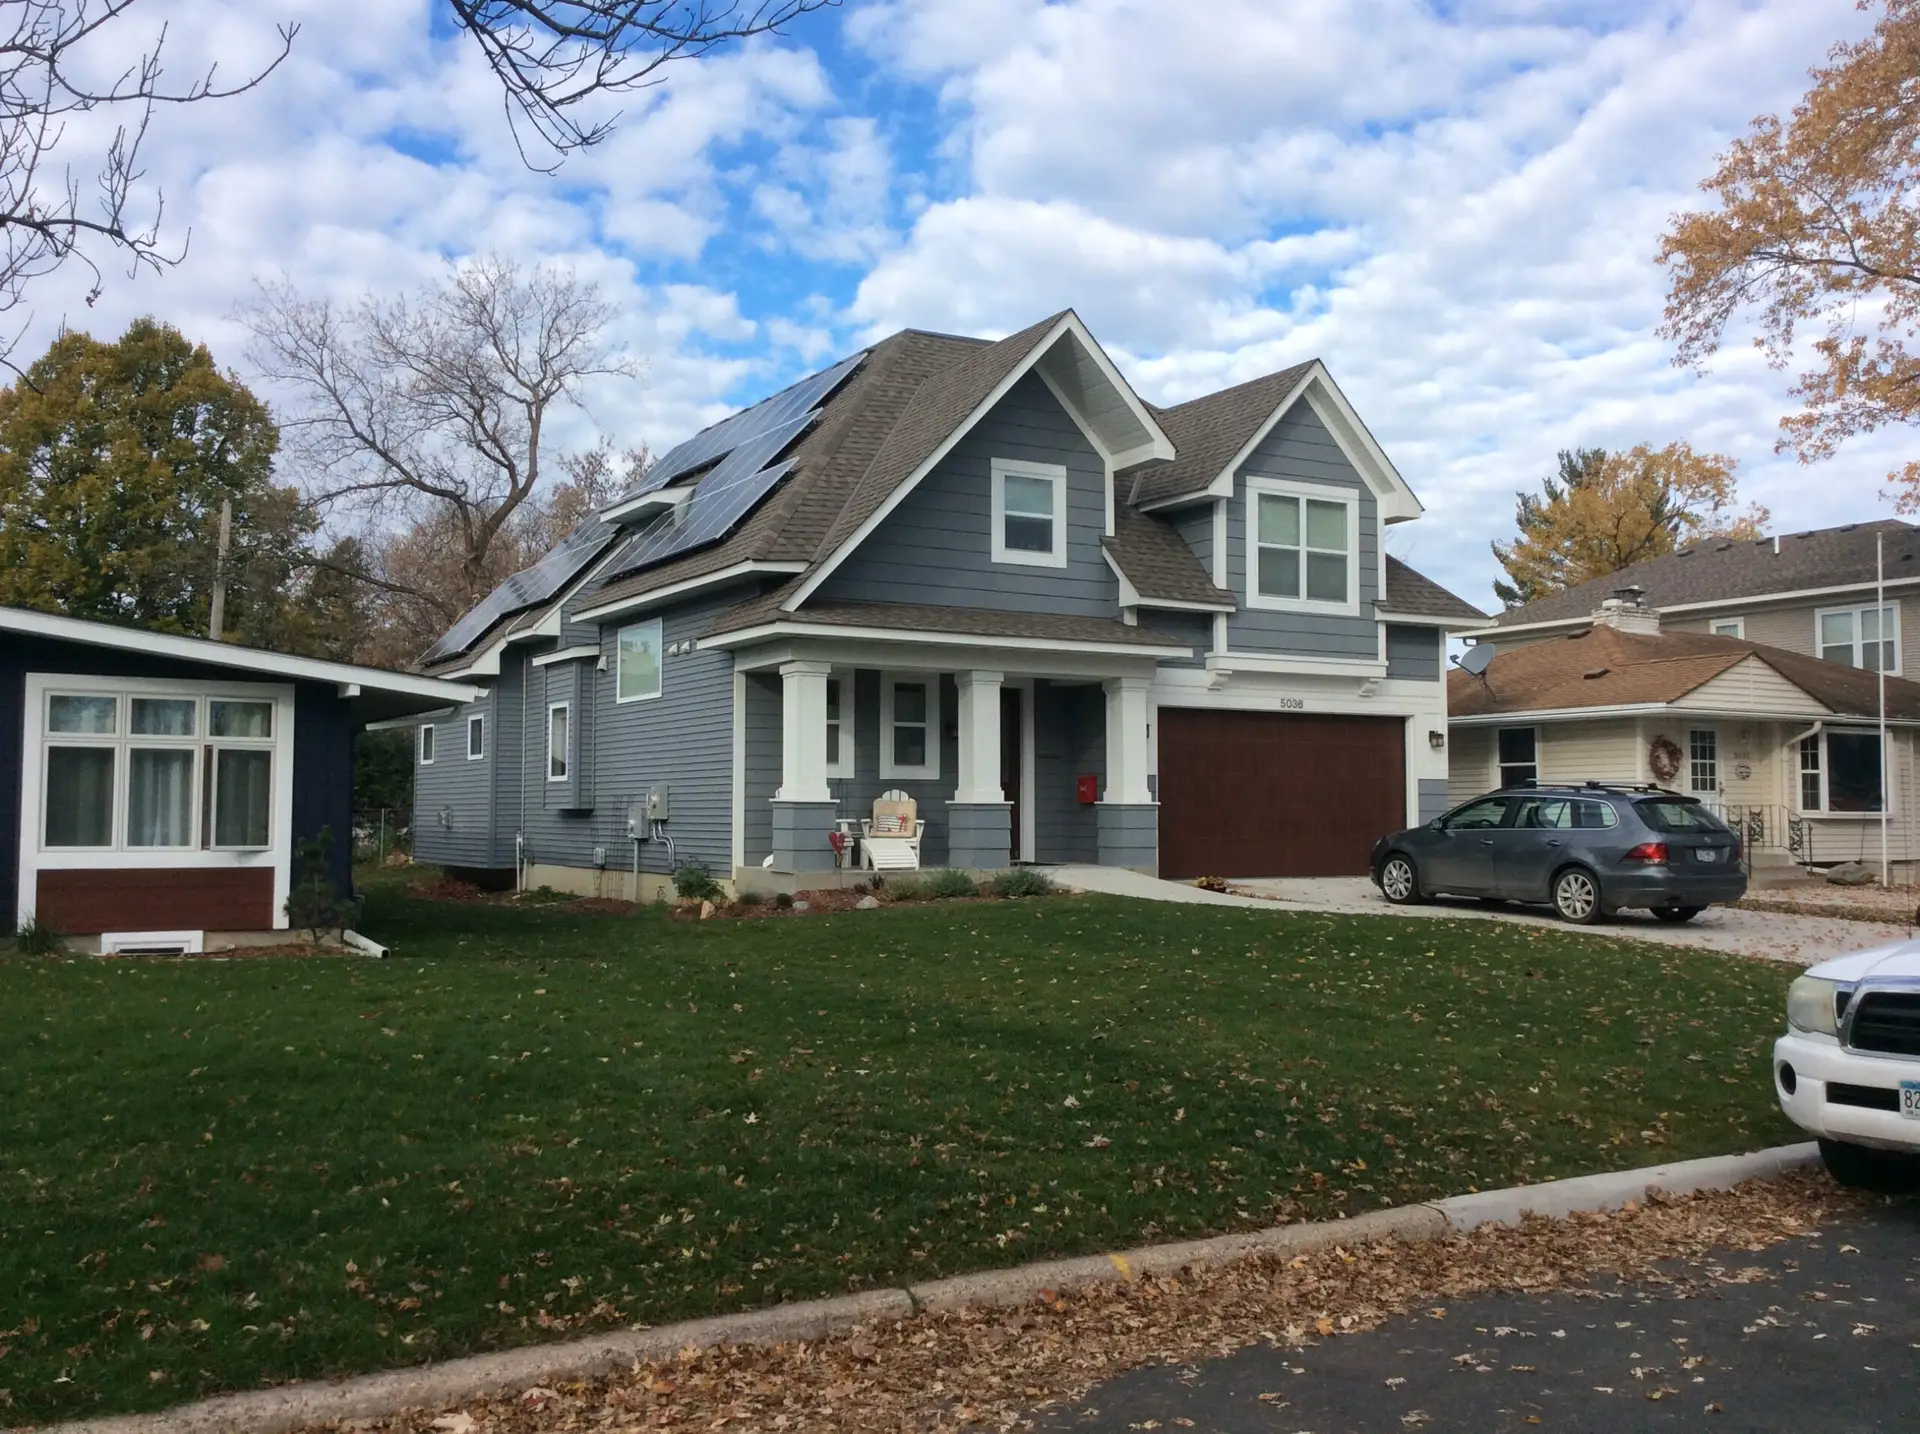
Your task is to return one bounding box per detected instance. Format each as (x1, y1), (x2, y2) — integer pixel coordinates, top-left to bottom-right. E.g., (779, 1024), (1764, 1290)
(1245, 477), (1360, 615)
(19, 673), (294, 922)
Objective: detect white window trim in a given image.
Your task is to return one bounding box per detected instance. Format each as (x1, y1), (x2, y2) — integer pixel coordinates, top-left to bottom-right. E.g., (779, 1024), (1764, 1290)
(547, 703), (571, 782)
(1494, 724), (1540, 788)
(1795, 726), (1895, 819)
(1815, 601), (1902, 674)
(17, 673), (294, 930)
(419, 724), (435, 765)
(1709, 617), (1745, 639)
(1243, 476), (1362, 617)
(467, 714), (485, 761)
(615, 617), (665, 704)
(825, 675), (853, 780)
(990, 457), (1069, 569)
(879, 673), (941, 782)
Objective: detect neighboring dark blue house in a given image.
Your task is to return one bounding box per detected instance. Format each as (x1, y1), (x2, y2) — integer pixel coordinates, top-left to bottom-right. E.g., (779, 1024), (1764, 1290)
(412, 311), (1485, 893)
(1, 606), (478, 951)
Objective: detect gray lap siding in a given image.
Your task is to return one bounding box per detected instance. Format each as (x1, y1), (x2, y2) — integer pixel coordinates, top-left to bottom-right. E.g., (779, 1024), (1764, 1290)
(518, 594), (737, 881)
(411, 694), (496, 870)
(815, 373), (1119, 616)
(1384, 624), (1442, 680)
(1225, 405), (1381, 661)
(1031, 680), (1104, 864)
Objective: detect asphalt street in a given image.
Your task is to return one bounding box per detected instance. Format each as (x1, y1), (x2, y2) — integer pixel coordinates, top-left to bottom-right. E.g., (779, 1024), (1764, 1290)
(1037, 1200), (1920, 1433)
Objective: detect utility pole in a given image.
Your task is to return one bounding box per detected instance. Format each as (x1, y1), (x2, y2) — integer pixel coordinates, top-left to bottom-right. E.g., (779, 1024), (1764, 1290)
(208, 497), (232, 641)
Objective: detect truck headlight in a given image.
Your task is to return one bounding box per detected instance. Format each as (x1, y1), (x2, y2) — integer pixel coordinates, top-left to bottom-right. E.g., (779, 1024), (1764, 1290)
(1786, 976), (1841, 1036)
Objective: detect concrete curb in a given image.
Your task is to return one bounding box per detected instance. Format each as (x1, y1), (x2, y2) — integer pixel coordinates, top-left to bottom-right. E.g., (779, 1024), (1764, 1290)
(34, 1143), (1821, 1434)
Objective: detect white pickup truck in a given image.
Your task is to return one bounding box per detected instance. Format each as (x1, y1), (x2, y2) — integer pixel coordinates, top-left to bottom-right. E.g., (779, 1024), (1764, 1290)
(1775, 942), (1920, 1186)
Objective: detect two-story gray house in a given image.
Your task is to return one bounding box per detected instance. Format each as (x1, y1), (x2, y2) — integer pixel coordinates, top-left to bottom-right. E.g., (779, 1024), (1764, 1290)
(408, 311), (1485, 894)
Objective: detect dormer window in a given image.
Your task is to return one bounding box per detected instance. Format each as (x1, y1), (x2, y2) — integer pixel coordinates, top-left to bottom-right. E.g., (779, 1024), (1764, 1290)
(991, 458), (1067, 568)
(1245, 478), (1358, 614)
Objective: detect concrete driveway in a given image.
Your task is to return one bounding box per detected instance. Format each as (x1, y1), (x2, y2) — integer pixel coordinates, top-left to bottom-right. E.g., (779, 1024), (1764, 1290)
(1046, 867), (1911, 968)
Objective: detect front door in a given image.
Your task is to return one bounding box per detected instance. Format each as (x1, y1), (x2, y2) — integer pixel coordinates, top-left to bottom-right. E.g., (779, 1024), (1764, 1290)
(1001, 687), (1023, 861)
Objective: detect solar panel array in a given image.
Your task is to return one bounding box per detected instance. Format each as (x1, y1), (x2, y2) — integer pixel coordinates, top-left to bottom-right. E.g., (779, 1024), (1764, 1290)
(418, 349), (865, 667)
(621, 350), (866, 499)
(418, 515), (618, 667)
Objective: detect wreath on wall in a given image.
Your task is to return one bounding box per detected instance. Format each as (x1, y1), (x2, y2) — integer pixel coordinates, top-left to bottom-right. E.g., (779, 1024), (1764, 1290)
(1648, 734), (1683, 784)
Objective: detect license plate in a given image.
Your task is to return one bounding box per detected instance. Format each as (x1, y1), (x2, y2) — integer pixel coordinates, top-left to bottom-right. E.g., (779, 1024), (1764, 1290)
(1903, 1082), (1920, 1120)
(1696, 848), (1719, 863)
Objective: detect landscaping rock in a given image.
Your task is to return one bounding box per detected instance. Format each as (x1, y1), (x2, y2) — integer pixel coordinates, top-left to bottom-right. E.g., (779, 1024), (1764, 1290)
(856, 895), (881, 910)
(698, 900), (715, 919)
(792, 899), (810, 912)
(1825, 861), (1878, 887)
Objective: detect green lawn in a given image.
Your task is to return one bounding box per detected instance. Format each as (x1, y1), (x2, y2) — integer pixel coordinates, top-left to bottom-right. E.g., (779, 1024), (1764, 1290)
(1, 883), (1798, 1422)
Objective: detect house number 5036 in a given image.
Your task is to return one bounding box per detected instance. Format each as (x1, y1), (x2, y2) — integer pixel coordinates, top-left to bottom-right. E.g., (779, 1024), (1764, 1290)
(1276, 696), (1304, 710)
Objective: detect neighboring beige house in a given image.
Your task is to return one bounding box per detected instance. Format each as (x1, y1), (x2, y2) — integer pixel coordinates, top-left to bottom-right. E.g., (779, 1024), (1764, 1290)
(1468, 519), (1920, 669)
(1448, 593), (1920, 878)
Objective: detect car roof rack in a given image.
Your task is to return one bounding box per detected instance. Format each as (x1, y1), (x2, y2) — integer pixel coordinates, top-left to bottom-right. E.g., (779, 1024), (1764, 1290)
(1577, 780), (1679, 795)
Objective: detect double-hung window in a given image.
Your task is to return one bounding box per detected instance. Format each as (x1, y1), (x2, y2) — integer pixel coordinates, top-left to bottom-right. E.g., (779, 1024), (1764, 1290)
(1818, 604), (1899, 672)
(990, 458), (1067, 567)
(616, 618), (664, 702)
(1496, 726), (1538, 788)
(1710, 618), (1744, 638)
(40, 688), (275, 853)
(825, 677), (852, 778)
(880, 675), (939, 780)
(1246, 480), (1357, 612)
(548, 704), (570, 781)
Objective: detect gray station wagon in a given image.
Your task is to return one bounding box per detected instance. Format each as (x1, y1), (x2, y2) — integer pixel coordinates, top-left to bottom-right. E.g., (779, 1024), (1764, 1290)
(1369, 783), (1747, 924)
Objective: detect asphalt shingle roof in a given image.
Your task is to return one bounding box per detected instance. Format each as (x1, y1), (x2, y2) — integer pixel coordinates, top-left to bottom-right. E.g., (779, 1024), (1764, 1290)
(1382, 556), (1488, 624)
(1489, 520), (1920, 629)
(1120, 363), (1315, 509)
(1103, 505), (1233, 607)
(1448, 623), (1920, 721)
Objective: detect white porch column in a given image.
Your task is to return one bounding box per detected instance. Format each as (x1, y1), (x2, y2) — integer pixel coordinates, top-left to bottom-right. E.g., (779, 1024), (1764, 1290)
(775, 659), (833, 802)
(954, 669), (1006, 804)
(1102, 675), (1154, 805)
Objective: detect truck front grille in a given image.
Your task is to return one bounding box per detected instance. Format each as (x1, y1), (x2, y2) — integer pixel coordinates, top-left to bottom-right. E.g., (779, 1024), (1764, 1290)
(1847, 991), (1920, 1057)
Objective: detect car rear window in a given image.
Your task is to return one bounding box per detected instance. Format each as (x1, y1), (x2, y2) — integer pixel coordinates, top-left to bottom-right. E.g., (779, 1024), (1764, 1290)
(1635, 798), (1729, 834)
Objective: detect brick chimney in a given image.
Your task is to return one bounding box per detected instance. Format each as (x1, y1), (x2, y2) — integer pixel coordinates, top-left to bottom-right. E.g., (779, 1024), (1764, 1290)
(1591, 584), (1660, 635)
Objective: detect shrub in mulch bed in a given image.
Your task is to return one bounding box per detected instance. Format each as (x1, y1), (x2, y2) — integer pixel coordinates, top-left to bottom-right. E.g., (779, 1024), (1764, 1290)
(321, 1170), (1866, 1434)
(669, 870), (1062, 921)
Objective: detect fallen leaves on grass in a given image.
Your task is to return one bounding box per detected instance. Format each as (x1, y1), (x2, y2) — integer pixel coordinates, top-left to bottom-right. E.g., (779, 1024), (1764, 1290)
(313, 1170), (1860, 1434)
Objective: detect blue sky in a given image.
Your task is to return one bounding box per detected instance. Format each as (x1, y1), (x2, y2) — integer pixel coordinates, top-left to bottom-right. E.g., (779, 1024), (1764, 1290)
(33, 0), (1897, 610)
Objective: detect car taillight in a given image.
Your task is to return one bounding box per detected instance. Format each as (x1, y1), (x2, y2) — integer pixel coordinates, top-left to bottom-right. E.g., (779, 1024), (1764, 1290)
(1622, 842), (1668, 864)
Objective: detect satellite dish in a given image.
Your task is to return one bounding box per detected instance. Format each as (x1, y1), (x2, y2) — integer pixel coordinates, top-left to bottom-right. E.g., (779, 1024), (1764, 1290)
(1455, 643), (1495, 677)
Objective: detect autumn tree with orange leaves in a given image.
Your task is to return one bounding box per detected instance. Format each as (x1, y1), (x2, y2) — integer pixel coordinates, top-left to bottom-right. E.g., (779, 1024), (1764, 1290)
(1659, 0), (1920, 507)
(1492, 443), (1768, 606)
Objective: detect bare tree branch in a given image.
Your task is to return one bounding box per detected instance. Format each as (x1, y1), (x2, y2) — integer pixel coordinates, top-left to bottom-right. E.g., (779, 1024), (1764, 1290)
(0, 2), (295, 363)
(446, 0), (833, 168)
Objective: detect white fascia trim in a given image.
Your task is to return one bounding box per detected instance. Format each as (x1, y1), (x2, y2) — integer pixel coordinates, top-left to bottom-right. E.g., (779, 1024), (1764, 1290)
(1137, 366), (1423, 523)
(703, 620), (1193, 660)
(1377, 610), (1488, 629)
(1046, 312), (1176, 466)
(531, 644), (602, 668)
(365, 706), (456, 732)
(599, 485), (691, 526)
(784, 312), (1173, 612)
(572, 561), (809, 623)
(1208, 651), (1389, 678)
(0, 606), (481, 707)
(1033, 367), (1118, 538)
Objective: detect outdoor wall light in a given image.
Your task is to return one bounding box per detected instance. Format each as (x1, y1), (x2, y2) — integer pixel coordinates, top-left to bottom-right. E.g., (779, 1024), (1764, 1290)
(1428, 730), (1446, 749)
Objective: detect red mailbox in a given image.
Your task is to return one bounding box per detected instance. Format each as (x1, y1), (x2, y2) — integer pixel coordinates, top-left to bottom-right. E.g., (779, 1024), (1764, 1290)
(1075, 773), (1099, 805)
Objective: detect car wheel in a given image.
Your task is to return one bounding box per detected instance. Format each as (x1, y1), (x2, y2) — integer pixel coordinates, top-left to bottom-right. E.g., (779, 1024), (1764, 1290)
(1551, 867), (1603, 924)
(1652, 905), (1703, 924)
(1818, 1138), (1920, 1192)
(1379, 854), (1422, 905)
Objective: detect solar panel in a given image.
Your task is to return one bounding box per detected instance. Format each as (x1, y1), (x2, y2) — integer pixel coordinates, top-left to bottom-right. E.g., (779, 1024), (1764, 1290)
(622, 349), (865, 499)
(603, 460), (796, 579)
(418, 514), (617, 666)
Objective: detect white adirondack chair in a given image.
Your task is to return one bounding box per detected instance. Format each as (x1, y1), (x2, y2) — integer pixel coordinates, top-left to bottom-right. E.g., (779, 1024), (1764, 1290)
(861, 789), (925, 872)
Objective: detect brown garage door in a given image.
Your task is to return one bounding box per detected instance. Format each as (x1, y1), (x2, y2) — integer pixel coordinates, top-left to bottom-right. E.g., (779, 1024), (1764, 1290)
(1158, 709), (1407, 878)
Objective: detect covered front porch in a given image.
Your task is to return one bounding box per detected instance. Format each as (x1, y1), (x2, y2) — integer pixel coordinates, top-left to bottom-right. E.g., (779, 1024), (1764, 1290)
(726, 638), (1169, 881)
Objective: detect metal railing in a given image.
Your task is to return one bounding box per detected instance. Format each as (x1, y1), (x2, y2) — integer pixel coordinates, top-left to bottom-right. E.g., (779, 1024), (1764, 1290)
(1708, 801), (1914, 872)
